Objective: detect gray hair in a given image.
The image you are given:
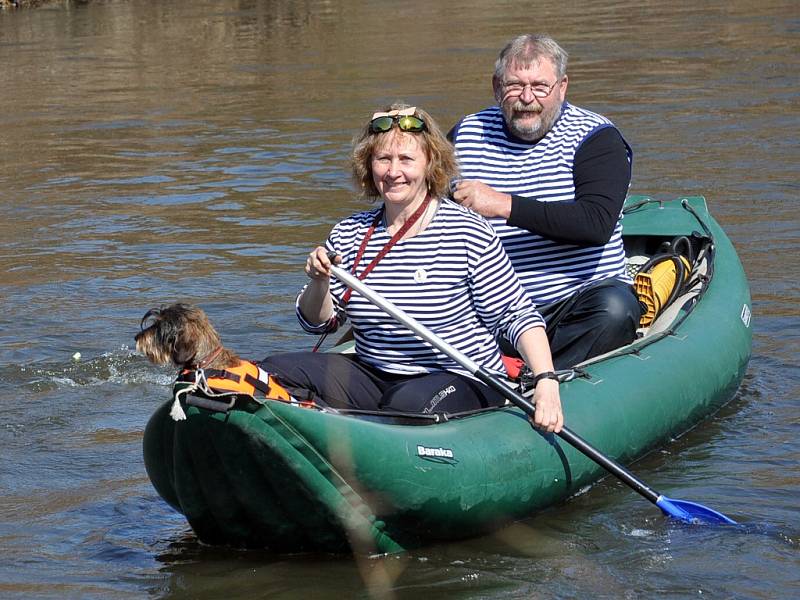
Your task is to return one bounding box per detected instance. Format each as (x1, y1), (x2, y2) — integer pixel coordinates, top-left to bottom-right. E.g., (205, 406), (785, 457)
(493, 34), (569, 82)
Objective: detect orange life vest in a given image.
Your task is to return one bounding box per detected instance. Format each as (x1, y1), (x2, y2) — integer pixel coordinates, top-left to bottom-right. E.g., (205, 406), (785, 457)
(180, 360), (292, 402)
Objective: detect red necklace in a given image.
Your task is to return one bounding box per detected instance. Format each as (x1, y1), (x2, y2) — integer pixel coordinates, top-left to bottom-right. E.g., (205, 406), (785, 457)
(311, 194), (433, 352)
(341, 194), (432, 305)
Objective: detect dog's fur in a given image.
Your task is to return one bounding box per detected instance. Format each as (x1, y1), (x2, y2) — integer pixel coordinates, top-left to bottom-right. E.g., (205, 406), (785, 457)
(135, 303), (240, 370)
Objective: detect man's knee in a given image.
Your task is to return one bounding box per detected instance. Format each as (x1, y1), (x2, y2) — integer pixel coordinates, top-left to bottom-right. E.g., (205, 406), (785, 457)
(548, 281), (642, 368)
(598, 284), (642, 332)
(579, 283), (642, 352)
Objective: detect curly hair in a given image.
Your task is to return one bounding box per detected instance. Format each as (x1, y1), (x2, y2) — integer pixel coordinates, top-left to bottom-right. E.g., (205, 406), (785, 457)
(351, 103), (459, 201)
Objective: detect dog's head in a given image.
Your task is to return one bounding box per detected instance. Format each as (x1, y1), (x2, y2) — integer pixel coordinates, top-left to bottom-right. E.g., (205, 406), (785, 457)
(135, 303), (222, 368)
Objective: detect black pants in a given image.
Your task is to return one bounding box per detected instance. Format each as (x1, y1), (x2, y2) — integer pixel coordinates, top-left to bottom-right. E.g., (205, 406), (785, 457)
(502, 278), (643, 370)
(259, 352), (506, 414)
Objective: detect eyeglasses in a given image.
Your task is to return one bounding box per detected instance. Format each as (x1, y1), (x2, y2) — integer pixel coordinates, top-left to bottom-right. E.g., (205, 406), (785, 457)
(369, 108), (426, 133)
(502, 79), (561, 99)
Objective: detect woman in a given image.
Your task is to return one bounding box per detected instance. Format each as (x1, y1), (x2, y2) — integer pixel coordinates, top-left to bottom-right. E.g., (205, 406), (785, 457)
(262, 104), (563, 432)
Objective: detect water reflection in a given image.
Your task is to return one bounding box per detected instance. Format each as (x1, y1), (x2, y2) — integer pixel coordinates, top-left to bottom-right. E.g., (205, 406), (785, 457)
(0, 0), (798, 598)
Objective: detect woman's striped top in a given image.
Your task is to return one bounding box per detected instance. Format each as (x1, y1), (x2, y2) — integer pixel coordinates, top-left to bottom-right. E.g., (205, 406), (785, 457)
(296, 199), (544, 377)
(452, 102), (632, 305)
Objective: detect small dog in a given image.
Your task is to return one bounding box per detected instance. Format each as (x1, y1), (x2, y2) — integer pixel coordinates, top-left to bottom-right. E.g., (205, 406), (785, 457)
(135, 303), (240, 371)
(135, 303), (296, 420)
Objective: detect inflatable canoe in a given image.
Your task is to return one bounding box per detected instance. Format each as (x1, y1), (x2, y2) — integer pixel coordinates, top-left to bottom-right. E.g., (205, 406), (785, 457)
(142, 196), (752, 554)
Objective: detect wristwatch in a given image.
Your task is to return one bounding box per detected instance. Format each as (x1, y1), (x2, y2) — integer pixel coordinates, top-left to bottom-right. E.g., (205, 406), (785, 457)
(532, 371), (560, 387)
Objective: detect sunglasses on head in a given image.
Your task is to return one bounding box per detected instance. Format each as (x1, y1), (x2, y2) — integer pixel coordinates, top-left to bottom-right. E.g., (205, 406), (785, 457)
(369, 108), (426, 134)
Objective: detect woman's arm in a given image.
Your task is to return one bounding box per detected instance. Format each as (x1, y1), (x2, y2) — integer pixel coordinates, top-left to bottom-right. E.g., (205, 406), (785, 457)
(515, 326), (563, 433)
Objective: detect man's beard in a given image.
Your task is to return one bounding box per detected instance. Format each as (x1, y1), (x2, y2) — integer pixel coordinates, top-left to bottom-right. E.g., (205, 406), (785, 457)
(502, 99), (562, 142)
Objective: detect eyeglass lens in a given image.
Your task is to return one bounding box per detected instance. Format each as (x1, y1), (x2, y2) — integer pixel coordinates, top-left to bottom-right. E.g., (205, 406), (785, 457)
(504, 82), (556, 98)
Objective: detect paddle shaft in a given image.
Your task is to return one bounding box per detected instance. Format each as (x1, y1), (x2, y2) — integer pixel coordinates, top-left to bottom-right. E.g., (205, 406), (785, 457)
(329, 264), (662, 505)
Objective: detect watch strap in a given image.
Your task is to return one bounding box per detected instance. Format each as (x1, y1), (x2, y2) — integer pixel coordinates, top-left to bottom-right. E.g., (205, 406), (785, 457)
(532, 371), (559, 387)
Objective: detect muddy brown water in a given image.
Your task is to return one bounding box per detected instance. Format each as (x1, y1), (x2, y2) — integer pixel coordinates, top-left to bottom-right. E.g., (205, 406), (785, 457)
(1, 1), (798, 598)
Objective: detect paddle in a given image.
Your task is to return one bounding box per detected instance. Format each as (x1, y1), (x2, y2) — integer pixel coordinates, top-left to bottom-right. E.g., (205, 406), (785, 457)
(329, 263), (737, 525)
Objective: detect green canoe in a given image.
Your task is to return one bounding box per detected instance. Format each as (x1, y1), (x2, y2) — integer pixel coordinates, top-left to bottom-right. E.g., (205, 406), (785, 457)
(143, 196), (752, 554)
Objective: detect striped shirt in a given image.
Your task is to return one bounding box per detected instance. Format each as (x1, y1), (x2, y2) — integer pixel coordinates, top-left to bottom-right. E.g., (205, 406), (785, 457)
(296, 199), (544, 377)
(452, 102), (632, 304)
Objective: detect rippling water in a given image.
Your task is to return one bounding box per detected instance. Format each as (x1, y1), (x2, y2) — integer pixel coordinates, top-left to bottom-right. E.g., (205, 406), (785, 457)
(1, 0), (798, 598)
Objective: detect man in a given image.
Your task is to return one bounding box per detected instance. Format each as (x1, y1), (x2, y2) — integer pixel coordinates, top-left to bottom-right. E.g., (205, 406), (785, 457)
(450, 34), (642, 369)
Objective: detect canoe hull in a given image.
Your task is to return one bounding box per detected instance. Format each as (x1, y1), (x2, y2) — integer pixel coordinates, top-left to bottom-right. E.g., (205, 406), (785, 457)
(143, 196), (752, 553)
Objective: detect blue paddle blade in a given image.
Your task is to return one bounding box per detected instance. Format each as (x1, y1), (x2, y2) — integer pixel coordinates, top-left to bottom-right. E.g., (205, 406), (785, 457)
(656, 495), (737, 525)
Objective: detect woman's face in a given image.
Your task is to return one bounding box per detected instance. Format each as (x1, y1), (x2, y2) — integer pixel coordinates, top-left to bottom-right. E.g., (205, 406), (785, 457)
(371, 131), (429, 208)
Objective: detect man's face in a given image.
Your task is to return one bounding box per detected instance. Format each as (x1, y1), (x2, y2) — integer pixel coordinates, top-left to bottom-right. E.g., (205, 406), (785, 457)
(495, 58), (568, 142)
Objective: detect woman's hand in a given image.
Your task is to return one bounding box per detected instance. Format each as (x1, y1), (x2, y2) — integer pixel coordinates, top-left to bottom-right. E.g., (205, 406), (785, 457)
(531, 378), (563, 433)
(305, 247), (340, 280)
(298, 248), (341, 326)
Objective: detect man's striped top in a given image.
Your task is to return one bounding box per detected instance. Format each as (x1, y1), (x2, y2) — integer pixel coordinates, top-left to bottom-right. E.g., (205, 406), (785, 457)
(296, 199), (544, 377)
(452, 102), (632, 305)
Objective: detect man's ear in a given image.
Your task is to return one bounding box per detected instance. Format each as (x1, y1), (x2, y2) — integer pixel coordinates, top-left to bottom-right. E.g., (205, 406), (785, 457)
(492, 74), (503, 102)
(559, 74), (569, 101)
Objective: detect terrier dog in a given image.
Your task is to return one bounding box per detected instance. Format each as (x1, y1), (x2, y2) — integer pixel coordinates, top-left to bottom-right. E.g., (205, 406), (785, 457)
(135, 303), (240, 371)
(135, 303), (295, 419)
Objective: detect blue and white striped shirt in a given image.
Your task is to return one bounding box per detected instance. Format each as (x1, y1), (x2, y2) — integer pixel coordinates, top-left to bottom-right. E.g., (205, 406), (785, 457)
(453, 102), (632, 304)
(296, 199), (544, 377)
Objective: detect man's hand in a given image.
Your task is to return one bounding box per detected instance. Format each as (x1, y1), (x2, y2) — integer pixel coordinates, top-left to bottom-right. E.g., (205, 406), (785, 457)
(451, 180), (512, 219)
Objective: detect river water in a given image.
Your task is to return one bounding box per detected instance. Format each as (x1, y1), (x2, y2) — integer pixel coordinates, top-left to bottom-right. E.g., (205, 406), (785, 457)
(0, 0), (798, 598)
